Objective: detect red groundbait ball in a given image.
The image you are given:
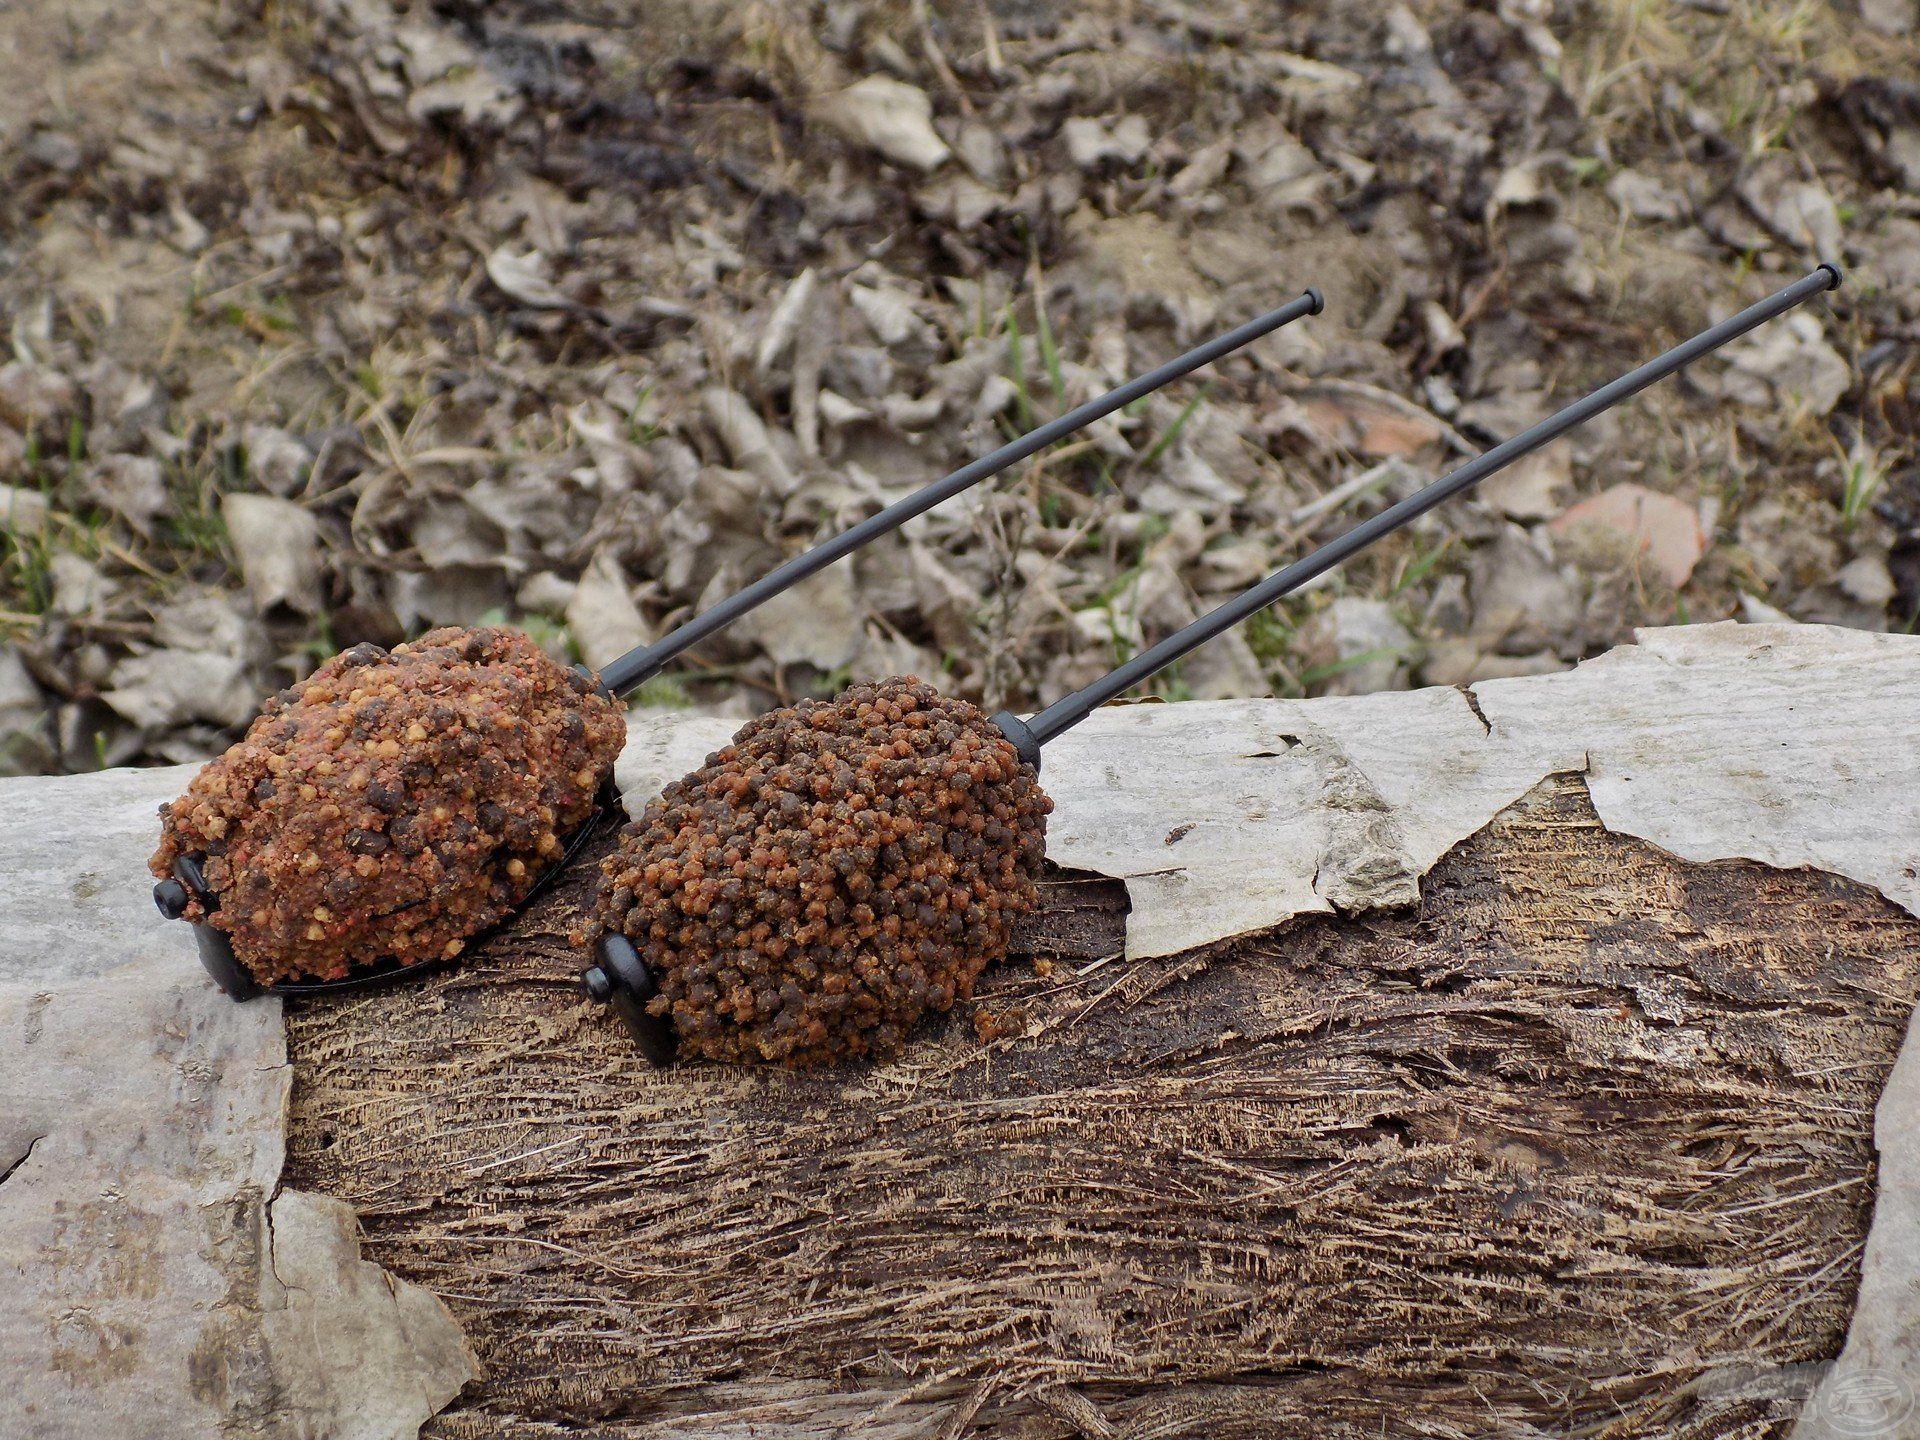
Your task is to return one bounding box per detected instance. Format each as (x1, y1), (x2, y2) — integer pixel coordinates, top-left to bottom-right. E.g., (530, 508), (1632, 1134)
(593, 677), (1052, 1066)
(151, 627), (625, 986)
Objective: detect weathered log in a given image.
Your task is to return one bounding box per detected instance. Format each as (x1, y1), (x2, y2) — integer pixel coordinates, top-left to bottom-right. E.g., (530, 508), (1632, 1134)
(10, 623), (1920, 1439)
(286, 773), (1920, 1438)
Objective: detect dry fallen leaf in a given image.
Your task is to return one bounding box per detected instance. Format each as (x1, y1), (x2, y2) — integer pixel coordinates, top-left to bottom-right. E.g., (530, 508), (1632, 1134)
(567, 547), (652, 673)
(242, 424), (313, 497)
(1301, 382), (1452, 458)
(1478, 450), (1571, 522)
(755, 268), (818, 377)
(731, 563), (867, 672)
(0, 362), (75, 431)
(1860, 0), (1917, 33)
(1550, 483), (1705, 590)
(1710, 312), (1851, 416)
(1299, 596), (1415, 695)
(0, 647), (46, 774)
(814, 76), (951, 173)
(1062, 115), (1150, 170)
(48, 552), (111, 620)
(103, 648), (258, 729)
(1469, 526), (1583, 646)
(485, 246), (574, 310)
(1605, 169), (1687, 223)
(1745, 172), (1843, 261)
(0, 484), (51, 534)
(1836, 554), (1896, 610)
(81, 454), (167, 536)
(223, 492), (323, 614)
(702, 388), (798, 497)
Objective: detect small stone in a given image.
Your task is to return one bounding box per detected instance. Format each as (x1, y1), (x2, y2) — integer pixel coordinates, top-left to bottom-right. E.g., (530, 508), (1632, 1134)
(1836, 555), (1896, 610)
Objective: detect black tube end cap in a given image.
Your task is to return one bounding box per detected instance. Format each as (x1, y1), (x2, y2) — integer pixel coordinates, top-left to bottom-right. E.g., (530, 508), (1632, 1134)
(989, 711), (1042, 773)
(584, 932), (677, 1067)
(161, 854), (259, 1002)
(154, 877), (190, 921)
(1816, 262), (1844, 291)
(1302, 286), (1325, 315)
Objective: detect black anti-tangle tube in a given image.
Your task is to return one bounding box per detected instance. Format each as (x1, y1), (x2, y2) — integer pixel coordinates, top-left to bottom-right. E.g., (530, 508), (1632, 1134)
(990, 264), (1843, 767)
(597, 287), (1324, 695)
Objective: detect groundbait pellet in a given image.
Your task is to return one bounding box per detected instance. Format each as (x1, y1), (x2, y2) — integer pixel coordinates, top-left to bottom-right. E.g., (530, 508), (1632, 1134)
(152, 627), (625, 985)
(593, 677), (1051, 1066)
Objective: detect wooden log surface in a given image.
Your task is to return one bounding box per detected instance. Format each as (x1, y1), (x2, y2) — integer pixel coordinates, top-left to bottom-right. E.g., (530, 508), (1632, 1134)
(285, 772), (1920, 1439)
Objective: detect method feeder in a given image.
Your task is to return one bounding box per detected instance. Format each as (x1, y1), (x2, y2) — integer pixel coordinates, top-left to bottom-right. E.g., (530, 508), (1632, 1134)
(584, 264), (1844, 1067)
(151, 288), (1327, 1000)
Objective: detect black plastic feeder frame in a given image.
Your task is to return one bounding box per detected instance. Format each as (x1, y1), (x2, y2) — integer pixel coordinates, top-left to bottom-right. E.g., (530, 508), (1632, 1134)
(157, 289), (1328, 1021)
(589, 263), (1845, 1066)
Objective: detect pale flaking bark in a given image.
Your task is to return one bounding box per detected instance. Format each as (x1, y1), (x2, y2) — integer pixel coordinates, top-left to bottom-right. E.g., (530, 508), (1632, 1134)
(0, 767), (478, 1440)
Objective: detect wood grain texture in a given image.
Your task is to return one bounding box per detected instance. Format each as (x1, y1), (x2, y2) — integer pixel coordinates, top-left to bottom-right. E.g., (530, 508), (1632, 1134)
(285, 775), (1920, 1438)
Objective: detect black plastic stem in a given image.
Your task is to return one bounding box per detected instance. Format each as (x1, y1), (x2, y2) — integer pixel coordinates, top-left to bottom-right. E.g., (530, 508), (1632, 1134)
(596, 287), (1326, 695)
(1020, 263), (1843, 747)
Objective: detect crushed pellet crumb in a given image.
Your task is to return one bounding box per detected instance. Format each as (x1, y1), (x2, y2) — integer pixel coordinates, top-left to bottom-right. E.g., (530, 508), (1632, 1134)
(152, 626), (625, 985)
(971, 1004), (1031, 1044)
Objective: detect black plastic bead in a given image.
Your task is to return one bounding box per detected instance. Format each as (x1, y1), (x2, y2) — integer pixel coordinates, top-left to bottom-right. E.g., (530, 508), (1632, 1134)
(593, 932), (677, 1066)
(154, 878), (190, 920)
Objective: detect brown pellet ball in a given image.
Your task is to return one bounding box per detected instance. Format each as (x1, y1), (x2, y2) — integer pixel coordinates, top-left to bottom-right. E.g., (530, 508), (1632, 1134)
(593, 677), (1052, 1066)
(151, 627), (625, 985)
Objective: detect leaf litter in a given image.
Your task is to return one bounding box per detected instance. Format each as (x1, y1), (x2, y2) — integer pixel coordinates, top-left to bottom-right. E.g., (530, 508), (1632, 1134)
(0, 0), (1915, 775)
